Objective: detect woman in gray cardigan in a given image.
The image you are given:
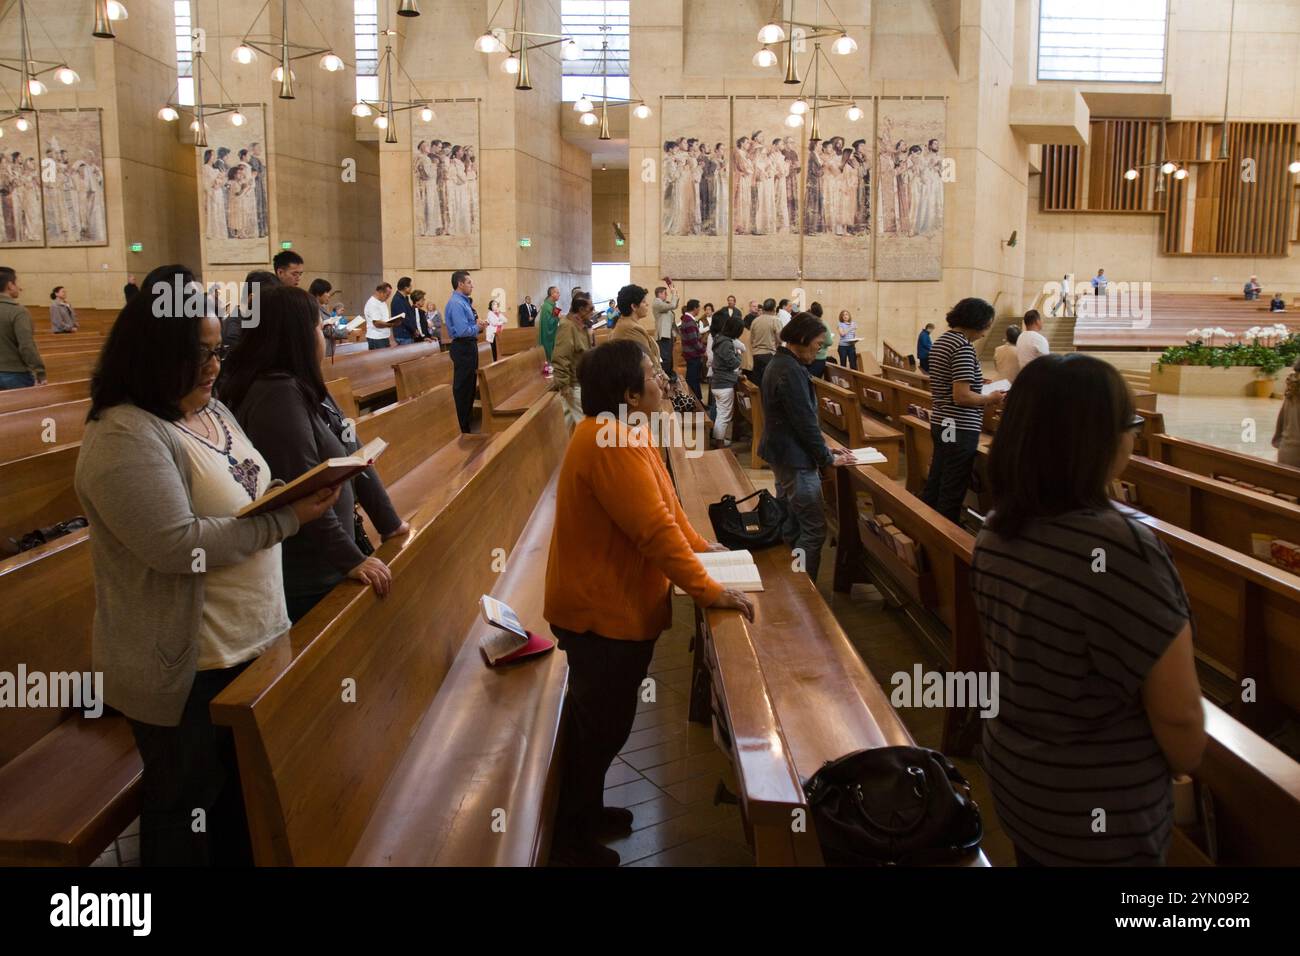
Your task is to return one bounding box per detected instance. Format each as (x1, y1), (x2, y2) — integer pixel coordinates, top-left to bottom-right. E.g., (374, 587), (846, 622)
(49, 285), (77, 333)
(222, 285), (408, 622)
(75, 265), (340, 866)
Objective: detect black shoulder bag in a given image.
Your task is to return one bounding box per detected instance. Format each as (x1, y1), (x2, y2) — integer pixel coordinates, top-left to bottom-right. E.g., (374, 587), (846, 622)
(803, 746), (983, 865)
(707, 489), (787, 552)
(319, 394), (374, 557)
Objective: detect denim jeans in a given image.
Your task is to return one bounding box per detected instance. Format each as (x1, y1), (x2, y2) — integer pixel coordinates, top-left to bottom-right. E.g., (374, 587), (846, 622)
(837, 343), (858, 370)
(0, 370), (36, 390)
(770, 461), (827, 582)
(367, 337), (391, 350)
(920, 423), (981, 524)
(685, 357), (703, 399)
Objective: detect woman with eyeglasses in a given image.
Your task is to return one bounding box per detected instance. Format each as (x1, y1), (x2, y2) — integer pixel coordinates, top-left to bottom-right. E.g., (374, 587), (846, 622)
(971, 353), (1205, 867)
(223, 285), (409, 622)
(75, 265), (344, 867)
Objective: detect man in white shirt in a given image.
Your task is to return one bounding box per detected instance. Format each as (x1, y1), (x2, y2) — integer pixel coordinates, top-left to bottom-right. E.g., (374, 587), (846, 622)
(364, 281), (397, 349)
(1054, 273), (1071, 317)
(1015, 309), (1049, 370)
(777, 298), (792, 328)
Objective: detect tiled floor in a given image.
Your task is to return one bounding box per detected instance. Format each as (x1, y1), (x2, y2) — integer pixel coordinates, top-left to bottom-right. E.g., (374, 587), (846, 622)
(1147, 392), (1285, 459)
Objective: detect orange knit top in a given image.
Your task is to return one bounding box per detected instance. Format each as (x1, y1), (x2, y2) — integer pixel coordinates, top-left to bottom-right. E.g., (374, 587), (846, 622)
(544, 415), (724, 641)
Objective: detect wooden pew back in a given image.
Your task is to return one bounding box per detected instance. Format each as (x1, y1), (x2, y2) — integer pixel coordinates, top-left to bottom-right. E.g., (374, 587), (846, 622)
(495, 327), (536, 359)
(478, 346), (549, 432)
(212, 397), (568, 865)
(0, 400), (89, 466)
(43, 351), (100, 383)
(810, 377), (866, 448)
(321, 341), (441, 406)
(1146, 432), (1300, 501)
(0, 379), (91, 415)
(881, 340), (914, 370)
(0, 445), (82, 549)
(881, 364), (929, 390)
(736, 378), (766, 469)
(355, 385), (462, 487)
(323, 378), (358, 422)
(393, 350), (453, 401)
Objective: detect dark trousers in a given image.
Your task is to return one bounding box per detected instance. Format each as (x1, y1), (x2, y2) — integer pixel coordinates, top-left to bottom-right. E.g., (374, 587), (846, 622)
(450, 337), (479, 433)
(367, 337), (390, 350)
(658, 337), (677, 381)
(685, 356), (704, 399)
(837, 343), (858, 370)
(127, 662), (254, 867)
(553, 627), (657, 840)
(751, 353), (773, 386)
(489, 339), (498, 362)
(920, 423), (981, 524)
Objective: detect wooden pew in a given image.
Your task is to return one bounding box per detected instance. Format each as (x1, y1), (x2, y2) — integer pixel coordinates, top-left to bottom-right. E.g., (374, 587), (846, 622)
(1146, 432), (1300, 501)
(830, 453), (1300, 864)
(211, 396), (570, 865)
(666, 441), (988, 866)
(0, 444), (82, 553)
(323, 378), (358, 422)
(882, 339), (915, 371)
(0, 401), (89, 466)
(898, 414), (993, 498)
(1134, 410), (1167, 457)
(0, 379), (91, 415)
(42, 351), (100, 384)
(811, 377), (902, 479)
(881, 364), (929, 390)
(477, 346), (551, 433)
(495, 326), (537, 359)
(393, 350), (454, 401)
(0, 531), (142, 866)
(735, 377), (766, 469)
(591, 326), (613, 347)
(321, 340), (441, 408)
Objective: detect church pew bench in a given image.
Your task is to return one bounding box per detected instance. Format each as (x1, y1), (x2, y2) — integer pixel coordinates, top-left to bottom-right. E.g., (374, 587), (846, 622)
(811, 377), (903, 480)
(829, 449), (1300, 864)
(0, 444), (82, 555)
(0, 531), (142, 866)
(42, 351), (100, 384)
(831, 365), (932, 425)
(591, 326), (613, 347)
(881, 340), (916, 372)
(495, 326), (537, 359)
(0, 400), (89, 466)
(211, 396), (570, 865)
(666, 442), (988, 866)
(29, 340), (103, 357)
(393, 349), (452, 401)
(881, 364), (930, 390)
(0, 379), (91, 415)
(1134, 411), (1166, 457)
(477, 346), (551, 433)
(1146, 432), (1300, 501)
(898, 413), (993, 499)
(735, 377), (766, 469)
(320, 340), (441, 408)
(323, 378), (359, 422)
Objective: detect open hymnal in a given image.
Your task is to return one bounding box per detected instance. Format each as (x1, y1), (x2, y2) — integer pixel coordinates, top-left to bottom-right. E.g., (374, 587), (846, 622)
(236, 437), (386, 518)
(675, 550), (764, 594)
(478, 594), (554, 666)
(345, 315), (366, 332)
(837, 446), (889, 466)
(981, 379), (1011, 395)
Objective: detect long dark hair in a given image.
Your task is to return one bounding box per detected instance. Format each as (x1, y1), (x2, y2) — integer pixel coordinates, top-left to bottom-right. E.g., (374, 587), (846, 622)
(985, 353), (1135, 539)
(88, 264), (207, 422)
(220, 285), (328, 413)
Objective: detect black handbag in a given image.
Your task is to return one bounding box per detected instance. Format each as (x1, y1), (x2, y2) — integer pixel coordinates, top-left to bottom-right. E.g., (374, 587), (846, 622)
(319, 395), (374, 556)
(803, 746), (983, 865)
(8, 516), (88, 554)
(707, 489), (787, 551)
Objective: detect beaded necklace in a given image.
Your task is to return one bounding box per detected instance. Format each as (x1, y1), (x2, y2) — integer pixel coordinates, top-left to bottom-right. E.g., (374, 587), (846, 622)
(175, 405), (262, 501)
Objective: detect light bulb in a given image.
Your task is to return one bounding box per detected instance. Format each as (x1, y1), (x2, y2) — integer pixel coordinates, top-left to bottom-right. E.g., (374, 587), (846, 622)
(351, 102), (373, 117)
(230, 111), (246, 127)
(579, 111), (598, 126)
(56, 67), (79, 85)
(374, 115), (389, 129)
(1173, 167), (1188, 180)
(633, 103), (651, 120)
(320, 53), (345, 72)
(474, 33), (500, 53)
(271, 66), (296, 82)
(107, 1), (128, 20)
(574, 96), (593, 113)
(562, 40), (582, 61)
(832, 34), (858, 55)
(846, 104), (863, 122)
(758, 22), (785, 44)
(419, 107), (434, 122)
(789, 98), (808, 115)
(189, 119), (207, 132)
(753, 48), (777, 68)
(784, 113), (803, 128)
(1123, 168), (1138, 181)
(158, 105), (179, 122)
(1289, 160), (1300, 174)
(15, 117), (30, 132)
(232, 44), (257, 65)
(1160, 161), (1175, 174)
(502, 55), (520, 75)
(28, 78), (47, 96)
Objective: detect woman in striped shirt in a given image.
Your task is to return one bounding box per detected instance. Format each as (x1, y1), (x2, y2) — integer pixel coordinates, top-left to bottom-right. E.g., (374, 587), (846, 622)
(972, 354), (1205, 866)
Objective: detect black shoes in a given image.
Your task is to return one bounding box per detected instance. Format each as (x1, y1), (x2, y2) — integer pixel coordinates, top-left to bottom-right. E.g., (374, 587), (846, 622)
(549, 807), (635, 867)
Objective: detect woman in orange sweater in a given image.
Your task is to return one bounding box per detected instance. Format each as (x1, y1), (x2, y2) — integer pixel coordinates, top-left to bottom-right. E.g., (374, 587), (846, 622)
(545, 339), (754, 866)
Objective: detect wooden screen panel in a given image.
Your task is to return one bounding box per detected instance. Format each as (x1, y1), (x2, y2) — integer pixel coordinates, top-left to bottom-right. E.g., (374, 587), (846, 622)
(1040, 145), (1082, 211)
(1218, 122), (1296, 256)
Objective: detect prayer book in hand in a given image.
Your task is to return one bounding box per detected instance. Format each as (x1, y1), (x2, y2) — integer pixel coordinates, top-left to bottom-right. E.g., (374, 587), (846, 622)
(236, 438), (386, 518)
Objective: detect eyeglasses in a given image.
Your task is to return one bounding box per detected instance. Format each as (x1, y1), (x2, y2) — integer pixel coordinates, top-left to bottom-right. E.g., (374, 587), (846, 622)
(1126, 414), (1145, 433)
(198, 344), (231, 365)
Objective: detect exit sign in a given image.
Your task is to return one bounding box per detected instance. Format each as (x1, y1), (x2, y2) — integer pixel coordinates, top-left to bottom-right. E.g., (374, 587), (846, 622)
(129, 242), (143, 253)
(615, 238), (625, 246)
(518, 237), (531, 248)
(280, 240), (293, 250)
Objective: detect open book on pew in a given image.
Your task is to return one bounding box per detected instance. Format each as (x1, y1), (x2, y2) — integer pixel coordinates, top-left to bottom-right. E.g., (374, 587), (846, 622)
(345, 315), (366, 332)
(675, 550), (764, 594)
(236, 437), (387, 518)
(479, 595), (555, 666)
(837, 447), (889, 467)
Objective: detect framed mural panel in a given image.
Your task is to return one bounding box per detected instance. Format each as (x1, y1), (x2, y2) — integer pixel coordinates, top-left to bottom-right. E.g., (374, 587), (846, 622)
(660, 97), (729, 279)
(198, 105), (270, 265)
(0, 117), (43, 248)
(40, 109), (107, 247)
(875, 98), (945, 281)
(802, 106), (872, 280)
(730, 97), (799, 279)
(412, 100), (480, 272)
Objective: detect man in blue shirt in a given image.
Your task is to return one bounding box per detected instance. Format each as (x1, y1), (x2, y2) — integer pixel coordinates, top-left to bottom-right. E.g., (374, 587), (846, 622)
(1091, 268), (1108, 296)
(391, 276), (420, 344)
(446, 270), (485, 432)
(916, 323), (935, 373)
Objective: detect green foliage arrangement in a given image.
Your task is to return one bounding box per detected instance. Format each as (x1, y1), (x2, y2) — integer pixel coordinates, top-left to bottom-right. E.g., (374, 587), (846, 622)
(1156, 334), (1300, 379)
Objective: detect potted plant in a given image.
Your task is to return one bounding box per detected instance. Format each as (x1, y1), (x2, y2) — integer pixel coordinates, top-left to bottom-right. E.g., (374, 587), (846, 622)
(1253, 348), (1283, 397)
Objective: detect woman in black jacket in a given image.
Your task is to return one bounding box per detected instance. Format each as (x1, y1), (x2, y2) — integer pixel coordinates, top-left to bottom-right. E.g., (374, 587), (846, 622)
(758, 312), (855, 581)
(222, 285), (409, 621)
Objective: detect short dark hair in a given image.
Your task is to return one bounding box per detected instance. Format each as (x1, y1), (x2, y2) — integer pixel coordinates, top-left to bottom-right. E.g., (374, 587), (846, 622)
(578, 339), (650, 417)
(0, 267), (16, 290)
(684, 298), (700, 314)
(272, 250), (303, 271)
(809, 301), (823, 318)
(1005, 325), (1021, 344)
(89, 264), (206, 423)
(762, 298), (776, 312)
(397, 276), (413, 292)
(986, 353), (1135, 539)
(410, 289), (426, 305)
(722, 314), (745, 338)
(451, 270), (470, 290)
(243, 270), (278, 312)
(221, 286), (329, 413)
(569, 294), (591, 314)
(616, 283), (647, 317)
(1023, 309), (1042, 326)
(50, 286), (63, 300)
(778, 298), (790, 309)
(308, 278), (331, 298)
(924, 323), (935, 330)
(945, 297), (995, 332)
(376, 281), (392, 293)
(780, 311), (828, 347)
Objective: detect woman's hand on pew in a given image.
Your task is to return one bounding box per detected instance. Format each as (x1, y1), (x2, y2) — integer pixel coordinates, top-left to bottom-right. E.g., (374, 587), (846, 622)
(381, 520), (411, 541)
(709, 588), (756, 622)
(349, 555), (393, 596)
(707, 541), (731, 552)
(290, 483), (344, 525)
